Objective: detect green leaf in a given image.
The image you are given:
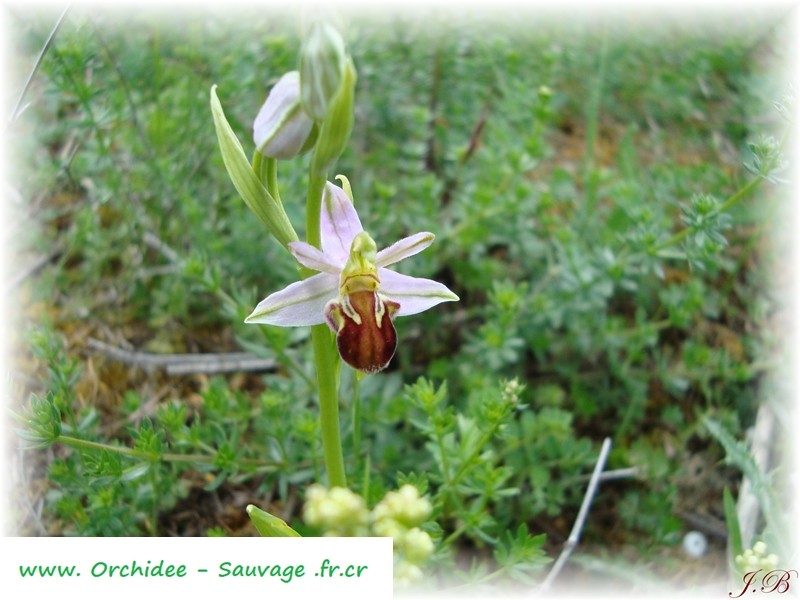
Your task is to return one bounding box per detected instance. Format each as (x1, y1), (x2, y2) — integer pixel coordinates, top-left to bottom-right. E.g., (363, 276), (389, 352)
(703, 415), (788, 557)
(246, 504), (301, 537)
(209, 85), (298, 248)
(723, 486), (743, 559)
(120, 462), (152, 482)
(493, 524), (550, 582)
(13, 393), (62, 449)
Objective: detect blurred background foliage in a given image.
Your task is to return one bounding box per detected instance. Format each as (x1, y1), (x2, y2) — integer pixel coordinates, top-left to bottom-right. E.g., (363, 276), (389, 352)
(6, 3), (795, 590)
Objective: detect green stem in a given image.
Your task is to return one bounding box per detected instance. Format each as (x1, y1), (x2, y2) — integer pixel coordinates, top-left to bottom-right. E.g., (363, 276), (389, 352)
(268, 158), (281, 206)
(434, 420), (458, 516)
(435, 425), (453, 489)
(352, 373), (362, 476)
(252, 151), (282, 207)
(312, 326), (346, 488)
(59, 435), (150, 459)
(305, 170), (328, 249)
(254, 148), (347, 487)
(441, 522), (468, 548)
(583, 26), (608, 216)
(148, 468), (159, 535)
(448, 417), (506, 490)
(55, 435), (287, 468)
(441, 495), (492, 548)
(306, 167), (347, 488)
(361, 453), (371, 500)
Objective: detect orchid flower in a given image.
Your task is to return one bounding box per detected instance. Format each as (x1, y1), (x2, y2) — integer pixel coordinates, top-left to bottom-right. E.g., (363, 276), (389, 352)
(245, 179), (459, 373)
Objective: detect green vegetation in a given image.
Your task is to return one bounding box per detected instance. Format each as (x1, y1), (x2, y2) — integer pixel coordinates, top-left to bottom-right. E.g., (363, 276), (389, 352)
(7, 5), (795, 592)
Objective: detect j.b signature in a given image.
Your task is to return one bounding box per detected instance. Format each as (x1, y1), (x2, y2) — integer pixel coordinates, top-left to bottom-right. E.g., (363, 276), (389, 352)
(729, 569), (798, 597)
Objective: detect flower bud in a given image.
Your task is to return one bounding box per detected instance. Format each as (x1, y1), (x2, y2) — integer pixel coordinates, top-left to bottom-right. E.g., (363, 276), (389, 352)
(310, 57), (356, 175)
(253, 71), (317, 159)
(300, 23), (347, 121)
(246, 504), (300, 537)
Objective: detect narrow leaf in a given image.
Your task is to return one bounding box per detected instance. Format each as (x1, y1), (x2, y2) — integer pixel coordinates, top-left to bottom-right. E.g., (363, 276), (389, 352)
(723, 486), (743, 559)
(121, 462), (151, 482)
(210, 85), (298, 247)
(703, 415), (788, 558)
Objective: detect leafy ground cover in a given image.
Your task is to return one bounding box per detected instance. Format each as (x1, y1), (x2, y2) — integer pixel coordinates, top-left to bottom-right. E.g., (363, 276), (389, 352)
(6, 4), (796, 593)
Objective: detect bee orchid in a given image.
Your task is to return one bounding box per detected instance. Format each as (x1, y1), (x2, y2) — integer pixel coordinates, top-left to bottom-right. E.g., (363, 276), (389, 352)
(245, 180), (458, 373)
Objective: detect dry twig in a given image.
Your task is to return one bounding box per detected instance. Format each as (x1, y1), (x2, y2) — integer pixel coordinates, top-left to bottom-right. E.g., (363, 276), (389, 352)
(7, 4), (72, 125)
(86, 337), (276, 375)
(4, 251), (60, 293)
(541, 437), (613, 591)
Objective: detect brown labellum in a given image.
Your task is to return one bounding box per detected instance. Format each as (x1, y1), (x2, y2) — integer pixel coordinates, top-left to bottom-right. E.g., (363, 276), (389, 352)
(326, 290), (400, 373)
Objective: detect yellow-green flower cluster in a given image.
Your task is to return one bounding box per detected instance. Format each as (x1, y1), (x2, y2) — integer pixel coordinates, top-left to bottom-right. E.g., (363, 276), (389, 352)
(372, 484), (433, 528)
(735, 541), (779, 572)
(302, 484), (435, 586)
(371, 485), (434, 587)
(303, 484), (369, 536)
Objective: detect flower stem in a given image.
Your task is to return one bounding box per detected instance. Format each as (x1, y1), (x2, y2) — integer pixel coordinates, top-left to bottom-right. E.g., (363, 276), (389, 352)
(306, 167), (347, 488)
(267, 157), (281, 206)
(252, 151), (282, 207)
(305, 170), (328, 249)
(312, 325), (346, 488)
(352, 373), (362, 476)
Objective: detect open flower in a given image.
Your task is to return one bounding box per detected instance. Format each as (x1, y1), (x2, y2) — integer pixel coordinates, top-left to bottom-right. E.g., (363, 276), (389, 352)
(245, 179), (458, 373)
